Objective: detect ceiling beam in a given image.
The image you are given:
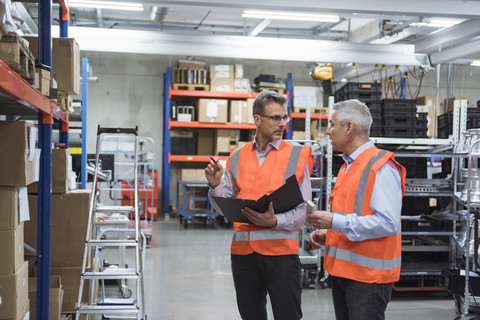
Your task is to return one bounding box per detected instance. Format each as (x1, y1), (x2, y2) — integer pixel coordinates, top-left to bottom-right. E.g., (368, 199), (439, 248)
(414, 19), (480, 53)
(57, 26), (420, 65)
(247, 18), (272, 36)
(429, 38), (480, 64)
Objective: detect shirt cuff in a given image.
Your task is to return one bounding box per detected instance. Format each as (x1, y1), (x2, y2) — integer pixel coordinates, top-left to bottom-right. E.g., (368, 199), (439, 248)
(331, 213), (347, 232)
(273, 214), (286, 230)
(209, 182), (223, 196)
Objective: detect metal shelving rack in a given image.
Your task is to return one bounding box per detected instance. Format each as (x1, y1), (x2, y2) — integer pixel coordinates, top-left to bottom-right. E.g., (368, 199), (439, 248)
(162, 68), (293, 214)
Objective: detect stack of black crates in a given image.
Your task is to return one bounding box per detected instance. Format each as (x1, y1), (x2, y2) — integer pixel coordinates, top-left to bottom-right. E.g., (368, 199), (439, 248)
(334, 82), (428, 138)
(437, 108), (480, 138)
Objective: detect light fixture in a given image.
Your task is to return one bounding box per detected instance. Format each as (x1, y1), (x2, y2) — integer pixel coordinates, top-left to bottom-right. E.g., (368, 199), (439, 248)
(69, 0), (144, 11)
(242, 10), (340, 22)
(471, 60), (480, 67)
(410, 18), (464, 29)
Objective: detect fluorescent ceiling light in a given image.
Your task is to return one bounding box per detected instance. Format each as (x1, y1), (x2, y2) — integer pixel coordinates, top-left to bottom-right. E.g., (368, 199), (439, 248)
(69, 0), (143, 11)
(242, 10), (340, 22)
(471, 60), (480, 67)
(410, 18), (464, 28)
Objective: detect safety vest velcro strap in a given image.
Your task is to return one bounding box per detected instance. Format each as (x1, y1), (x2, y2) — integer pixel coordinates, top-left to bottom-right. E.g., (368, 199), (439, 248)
(232, 231), (249, 242)
(325, 245), (401, 271)
(250, 229), (298, 241)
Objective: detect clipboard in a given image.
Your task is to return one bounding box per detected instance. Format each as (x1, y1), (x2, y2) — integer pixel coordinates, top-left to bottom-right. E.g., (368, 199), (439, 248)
(212, 174), (304, 224)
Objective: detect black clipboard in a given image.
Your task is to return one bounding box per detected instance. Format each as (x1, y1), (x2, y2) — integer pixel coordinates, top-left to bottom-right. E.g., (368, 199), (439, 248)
(212, 174), (304, 224)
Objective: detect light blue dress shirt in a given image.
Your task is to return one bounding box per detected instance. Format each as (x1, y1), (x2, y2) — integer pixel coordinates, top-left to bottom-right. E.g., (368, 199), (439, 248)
(331, 140), (403, 241)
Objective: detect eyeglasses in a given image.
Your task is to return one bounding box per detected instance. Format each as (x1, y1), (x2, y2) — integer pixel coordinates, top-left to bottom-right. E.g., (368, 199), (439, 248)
(257, 114), (290, 124)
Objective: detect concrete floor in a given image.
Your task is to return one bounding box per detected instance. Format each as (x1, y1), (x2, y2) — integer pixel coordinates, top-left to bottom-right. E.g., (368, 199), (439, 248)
(138, 217), (458, 320)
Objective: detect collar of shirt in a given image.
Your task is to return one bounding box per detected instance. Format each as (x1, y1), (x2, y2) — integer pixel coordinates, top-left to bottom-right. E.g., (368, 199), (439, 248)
(341, 140), (375, 172)
(252, 136), (282, 153)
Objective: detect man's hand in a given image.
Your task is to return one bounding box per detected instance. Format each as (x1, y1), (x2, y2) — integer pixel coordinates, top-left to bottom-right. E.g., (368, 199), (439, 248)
(204, 157), (224, 188)
(309, 229), (327, 249)
(306, 210), (334, 229)
(242, 202), (277, 228)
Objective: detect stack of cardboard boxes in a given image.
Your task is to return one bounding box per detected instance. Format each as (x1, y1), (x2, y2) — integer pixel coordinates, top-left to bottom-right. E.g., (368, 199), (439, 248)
(25, 148), (91, 317)
(0, 121), (39, 320)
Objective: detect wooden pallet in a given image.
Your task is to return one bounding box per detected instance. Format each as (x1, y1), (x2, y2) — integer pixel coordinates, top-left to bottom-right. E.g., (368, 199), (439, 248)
(0, 34), (35, 81)
(172, 83), (210, 91)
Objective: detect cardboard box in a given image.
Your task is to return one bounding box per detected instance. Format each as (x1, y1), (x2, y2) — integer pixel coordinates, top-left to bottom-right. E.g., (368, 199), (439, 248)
(234, 64), (244, 78)
(229, 100), (249, 123)
(215, 130), (236, 155)
(25, 190), (91, 267)
(28, 149), (71, 194)
(34, 67), (51, 96)
(0, 261), (28, 319)
(0, 224), (24, 275)
(417, 96), (441, 137)
(29, 276), (63, 320)
(0, 187), (25, 230)
(247, 98), (256, 124)
(179, 169), (207, 182)
(198, 99), (228, 123)
(445, 97), (470, 112)
(0, 121), (38, 187)
(210, 78), (234, 92)
(25, 37), (81, 95)
(292, 131), (307, 140)
(233, 78), (250, 93)
(175, 58), (206, 69)
(50, 267), (89, 314)
(197, 129), (214, 155)
(4, 299), (29, 320)
(209, 64), (234, 79)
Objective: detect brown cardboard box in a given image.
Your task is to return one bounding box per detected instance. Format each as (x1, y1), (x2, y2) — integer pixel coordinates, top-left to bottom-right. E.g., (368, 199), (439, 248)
(229, 100), (249, 123)
(4, 299), (29, 320)
(34, 67), (51, 96)
(0, 121), (37, 187)
(210, 78), (234, 92)
(209, 64), (234, 79)
(28, 149), (71, 194)
(215, 130), (236, 155)
(198, 99), (228, 123)
(0, 187), (21, 230)
(50, 267), (89, 314)
(0, 261), (28, 319)
(197, 129), (214, 155)
(445, 97), (470, 112)
(175, 58), (206, 69)
(29, 276), (63, 320)
(292, 131), (306, 140)
(24, 37), (81, 95)
(417, 96), (442, 137)
(234, 64), (244, 79)
(247, 98), (255, 124)
(25, 190), (91, 267)
(0, 224), (24, 275)
(180, 169), (207, 182)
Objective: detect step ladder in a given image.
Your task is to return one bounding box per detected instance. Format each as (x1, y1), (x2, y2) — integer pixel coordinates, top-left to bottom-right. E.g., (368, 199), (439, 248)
(76, 126), (146, 320)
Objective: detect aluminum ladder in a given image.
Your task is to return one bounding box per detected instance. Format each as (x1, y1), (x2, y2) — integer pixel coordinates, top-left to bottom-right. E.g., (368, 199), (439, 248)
(75, 126), (146, 320)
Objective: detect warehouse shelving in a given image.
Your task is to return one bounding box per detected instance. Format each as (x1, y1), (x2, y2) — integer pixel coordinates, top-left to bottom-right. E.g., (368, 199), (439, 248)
(162, 67), (293, 214)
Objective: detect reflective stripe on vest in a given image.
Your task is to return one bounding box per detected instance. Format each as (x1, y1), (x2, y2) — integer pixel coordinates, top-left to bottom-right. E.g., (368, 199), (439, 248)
(325, 245), (402, 271)
(284, 145), (302, 183)
(232, 230), (297, 242)
(230, 148), (241, 193)
(353, 150), (387, 214)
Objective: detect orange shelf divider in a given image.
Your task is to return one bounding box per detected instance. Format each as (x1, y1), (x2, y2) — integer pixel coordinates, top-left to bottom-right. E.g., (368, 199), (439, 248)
(290, 112), (328, 120)
(169, 120), (256, 129)
(170, 88), (260, 99)
(169, 155), (229, 162)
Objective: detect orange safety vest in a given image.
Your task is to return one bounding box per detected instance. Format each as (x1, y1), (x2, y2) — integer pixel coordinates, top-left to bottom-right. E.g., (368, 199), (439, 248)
(226, 140), (312, 256)
(325, 146), (406, 283)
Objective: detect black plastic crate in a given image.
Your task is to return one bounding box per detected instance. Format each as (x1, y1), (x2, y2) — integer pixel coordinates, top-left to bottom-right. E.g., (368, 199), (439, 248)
(371, 118), (384, 127)
(367, 101), (383, 112)
(468, 115), (480, 129)
(370, 109), (382, 117)
(336, 82), (382, 94)
(401, 218), (452, 231)
(382, 99), (416, 110)
(171, 137), (195, 155)
(384, 127), (416, 138)
(384, 117), (415, 128)
(417, 112), (428, 121)
(336, 91), (382, 103)
(416, 128), (428, 138)
(397, 157), (427, 178)
(416, 118), (428, 129)
(443, 268), (480, 296)
(401, 197), (429, 216)
(370, 126), (384, 137)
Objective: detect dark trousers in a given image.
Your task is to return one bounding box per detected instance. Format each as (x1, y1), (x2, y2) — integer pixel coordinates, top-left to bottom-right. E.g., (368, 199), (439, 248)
(231, 252), (303, 320)
(330, 276), (392, 320)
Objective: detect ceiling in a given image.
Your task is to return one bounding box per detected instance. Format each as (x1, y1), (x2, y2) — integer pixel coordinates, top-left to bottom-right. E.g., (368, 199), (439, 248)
(12, 0), (480, 68)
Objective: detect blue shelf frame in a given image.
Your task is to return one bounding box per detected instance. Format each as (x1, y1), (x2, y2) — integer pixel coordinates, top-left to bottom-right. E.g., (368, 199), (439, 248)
(162, 69), (292, 214)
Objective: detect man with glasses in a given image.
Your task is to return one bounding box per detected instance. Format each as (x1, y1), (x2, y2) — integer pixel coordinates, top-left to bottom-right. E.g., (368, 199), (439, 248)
(307, 99), (406, 320)
(205, 90), (312, 320)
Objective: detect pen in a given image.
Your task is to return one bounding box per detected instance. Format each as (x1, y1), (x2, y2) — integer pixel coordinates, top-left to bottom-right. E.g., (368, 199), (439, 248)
(210, 156), (217, 164)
